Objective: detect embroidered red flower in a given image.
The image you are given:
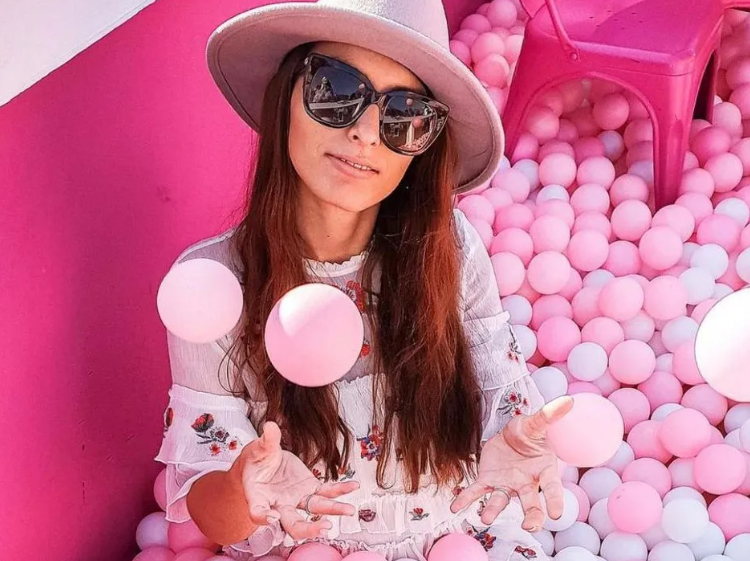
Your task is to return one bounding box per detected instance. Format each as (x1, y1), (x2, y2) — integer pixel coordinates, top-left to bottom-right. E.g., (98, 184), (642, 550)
(514, 545), (538, 559)
(191, 413), (241, 454)
(344, 280), (366, 313)
(360, 339), (371, 358)
(337, 464), (356, 481)
(410, 507), (429, 521)
(452, 485), (465, 497)
(358, 425), (383, 461)
(465, 526), (496, 551)
(358, 508), (376, 522)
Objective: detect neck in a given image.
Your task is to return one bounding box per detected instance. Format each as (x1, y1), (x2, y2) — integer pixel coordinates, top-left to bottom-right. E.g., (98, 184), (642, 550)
(296, 192), (378, 264)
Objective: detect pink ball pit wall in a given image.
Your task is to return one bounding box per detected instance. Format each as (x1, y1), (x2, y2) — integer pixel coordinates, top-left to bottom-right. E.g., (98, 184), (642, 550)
(0, 1), (486, 560)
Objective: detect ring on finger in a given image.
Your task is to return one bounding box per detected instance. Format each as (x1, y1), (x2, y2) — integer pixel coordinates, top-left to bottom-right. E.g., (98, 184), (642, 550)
(495, 486), (513, 502)
(301, 493), (314, 515)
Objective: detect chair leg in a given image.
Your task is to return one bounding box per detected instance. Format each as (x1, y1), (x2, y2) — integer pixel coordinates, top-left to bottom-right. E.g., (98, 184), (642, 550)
(651, 92), (693, 209)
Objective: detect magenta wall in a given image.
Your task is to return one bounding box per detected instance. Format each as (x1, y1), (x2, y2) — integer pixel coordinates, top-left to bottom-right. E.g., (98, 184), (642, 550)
(0, 0), (481, 559)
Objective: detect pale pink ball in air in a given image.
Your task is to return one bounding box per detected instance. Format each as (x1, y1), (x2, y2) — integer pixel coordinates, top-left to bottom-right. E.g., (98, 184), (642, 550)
(611, 200), (652, 242)
(527, 251), (572, 294)
(639, 227), (683, 270)
(537, 316), (581, 362)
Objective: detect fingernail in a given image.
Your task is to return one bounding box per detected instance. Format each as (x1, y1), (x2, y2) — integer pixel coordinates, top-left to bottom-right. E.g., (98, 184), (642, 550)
(266, 514), (280, 524)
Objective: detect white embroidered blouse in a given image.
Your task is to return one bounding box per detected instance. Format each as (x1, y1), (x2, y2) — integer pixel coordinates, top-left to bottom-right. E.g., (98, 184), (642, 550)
(155, 209), (547, 561)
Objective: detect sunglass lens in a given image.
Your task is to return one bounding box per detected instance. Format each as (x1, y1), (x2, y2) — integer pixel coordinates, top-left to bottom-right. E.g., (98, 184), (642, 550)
(382, 94), (439, 154)
(306, 65), (368, 126)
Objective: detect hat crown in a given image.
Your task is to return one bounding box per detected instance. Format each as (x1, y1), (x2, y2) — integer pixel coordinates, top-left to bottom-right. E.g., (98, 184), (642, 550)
(317, 0), (450, 48)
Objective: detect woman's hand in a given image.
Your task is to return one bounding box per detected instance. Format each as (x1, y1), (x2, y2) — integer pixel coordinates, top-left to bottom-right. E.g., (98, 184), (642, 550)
(229, 421), (359, 541)
(450, 396), (573, 532)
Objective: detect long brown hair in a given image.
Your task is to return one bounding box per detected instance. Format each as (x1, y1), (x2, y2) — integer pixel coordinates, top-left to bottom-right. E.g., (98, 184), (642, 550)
(225, 43), (483, 492)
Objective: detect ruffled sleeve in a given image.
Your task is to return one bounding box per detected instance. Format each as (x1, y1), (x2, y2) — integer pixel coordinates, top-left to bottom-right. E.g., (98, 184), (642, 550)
(453, 209), (545, 442)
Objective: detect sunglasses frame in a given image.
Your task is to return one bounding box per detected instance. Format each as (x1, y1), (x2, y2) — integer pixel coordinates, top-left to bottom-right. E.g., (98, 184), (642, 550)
(297, 52), (450, 156)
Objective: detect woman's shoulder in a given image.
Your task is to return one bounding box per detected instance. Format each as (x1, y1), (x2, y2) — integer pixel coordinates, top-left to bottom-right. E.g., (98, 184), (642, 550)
(171, 225), (241, 276)
(451, 207), (484, 257)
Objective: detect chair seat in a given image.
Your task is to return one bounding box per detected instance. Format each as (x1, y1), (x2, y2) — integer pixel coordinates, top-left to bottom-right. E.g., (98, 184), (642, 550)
(530, 0), (723, 75)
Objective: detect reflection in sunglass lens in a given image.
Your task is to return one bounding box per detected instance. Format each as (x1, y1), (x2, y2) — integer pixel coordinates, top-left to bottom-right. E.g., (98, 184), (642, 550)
(382, 95), (436, 153)
(307, 66), (367, 125)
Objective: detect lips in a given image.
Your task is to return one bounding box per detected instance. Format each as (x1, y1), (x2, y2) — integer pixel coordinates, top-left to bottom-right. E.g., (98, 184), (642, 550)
(327, 154), (378, 178)
(328, 153), (378, 173)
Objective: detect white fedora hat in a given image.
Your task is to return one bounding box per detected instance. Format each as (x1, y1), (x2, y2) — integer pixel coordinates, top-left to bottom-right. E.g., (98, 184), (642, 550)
(206, 0), (505, 193)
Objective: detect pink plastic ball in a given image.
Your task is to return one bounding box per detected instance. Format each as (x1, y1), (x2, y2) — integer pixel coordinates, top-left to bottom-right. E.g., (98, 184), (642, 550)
(527, 251), (572, 294)
(697, 214), (741, 252)
(639, 227), (683, 270)
(622, 457), (672, 497)
(611, 200), (652, 242)
(530, 216), (570, 253)
(627, 420), (673, 463)
(603, 241), (642, 276)
(581, 317), (624, 354)
(490, 252), (525, 296)
(512, 133), (540, 162)
(535, 199), (576, 227)
(609, 388), (651, 433)
(658, 408), (712, 458)
(672, 340), (705, 385)
(265, 283), (364, 387)
(624, 119), (654, 147)
(568, 381), (602, 395)
(289, 543), (344, 561)
(134, 548), (176, 561)
(460, 13), (492, 33)
(681, 168), (716, 197)
(652, 205), (696, 242)
(593, 93), (630, 131)
(691, 126), (732, 165)
(427, 533), (488, 561)
(599, 277), (644, 322)
(531, 295), (573, 331)
(563, 481), (591, 522)
(708, 494), (750, 540)
(610, 174), (650, 205)
(168, 520), (218, 554)
(538, 140), (575, 161)
(609, 340), (656, 385)
(474, 54), (510, 88)
(526, 105), (560, 143)
(571, 286), (603, 326)
(567, 231), (609, 271)
(573, 212), (612, 239)
(573, 136), (606, 163)
(174, 549), (217, 561)
(449, 40), (471, 66)
(676, 192), (714, 225)
(136, 513), (169, 550)
(644, 276), (688, 320)
(570, 184), (611, 215)
(577, 157), (616, 189)
(154, 469), (168, 512)
(539, 153), (578, 187)
(481, 187), (514, 211)
(453, 29), (479, 46)
(486, 0), (518, 27)
(705, 153), (744, 193)
(470, 32), (505, 63)
(681, 384), (728, 426)
(494, 203), (534, 231)
(546, 393), (625, 467)
(458, 194), (495, 224)
(608, 481), (662, 533)
(537, 316), (581, 362)
(695, 444), (747, 494)
(638, 370), (684, 411)
(490, 228), (533, 264)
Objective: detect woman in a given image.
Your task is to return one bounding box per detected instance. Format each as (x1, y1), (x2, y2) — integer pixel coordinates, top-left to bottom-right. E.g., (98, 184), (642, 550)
(155, 0), (572, 559)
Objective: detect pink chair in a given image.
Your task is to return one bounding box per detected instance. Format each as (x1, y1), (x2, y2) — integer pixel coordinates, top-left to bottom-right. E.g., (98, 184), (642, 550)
(503, 0), (725, 208)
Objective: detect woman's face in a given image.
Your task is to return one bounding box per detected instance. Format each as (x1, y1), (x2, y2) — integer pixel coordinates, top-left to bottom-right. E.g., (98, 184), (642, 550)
(288, 42), (424, 214)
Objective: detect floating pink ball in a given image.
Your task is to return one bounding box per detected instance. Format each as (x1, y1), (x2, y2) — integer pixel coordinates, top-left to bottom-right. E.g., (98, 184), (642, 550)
(643, 276), (688, 320)
(567, 231), (609, 271)
(537, 316), (581, 362)
(527, 251), (572, 294)
(608, 481), (662, 533)
(609, 340), (656, 385)
(695, 444), (747, 494)
(638, 370), (684, 411)
(608, 388), (651, 433)
(627, 420), (672, 463)
(539, 153), (577, 187)
(598, 277), (644, 322)
(427, 533), (488, 561)
(658, 408), (712, 459)
(639, 227), (683, 270)
(530, 215), (570, 253)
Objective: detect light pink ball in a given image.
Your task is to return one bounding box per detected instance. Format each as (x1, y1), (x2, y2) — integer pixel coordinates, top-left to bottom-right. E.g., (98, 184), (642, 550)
(504, 34), (523, 64)
(609, 340), (656, 385)
(461, 13), (492, 33)
(681, 384), (728, 426)
(695, 444), (747, 494)
(598, 277), (644, 322)
(731, 137), (750, 174)
(527, 251), (572, 294)
(610, 174), (650, 205)
(530, 215), (571, 253)
(559, 268), (584, 301)
(676, 192), (714, 225)
(712, 101), (743, 136)
(474, 53), (510, 87)
(470, 32), (505, 63)
(570, 184), (611, 215)
(708, 493), (750, 540)
(531, 295), (574, 330)
(697, 214), (741, 252)
(490, 228), (534, 264)
(621, 310), (656, 342)
(487, 0), (519, 27)
(573, 136), (606, 163)
(449, 40), (472, 66)
(134, 548), (176, 561)
(577, 157), (616, 189)
(539, 153), (578, 187)
(458, 195), (495, 224)
(494, 203), (534, 231)
(567, 231), (609, 271)
(706, 153), (744, 193)
(652, 205), (696, 242)
(427, 533), (488, 561)
(691, 126), (732, 165)
(672, 340), (705, 385)
(591, 369), (622, 397)
(568, 381), (602, 395)
(638, 371), (684, 411)
(603, 241), (642, 276)
(658, 408), (712, 458)
(644, 276), (688, 320)
(571, 286), (603, 326)
(681, 168), (716, 197)
(491, 252), (525, 296)
(639, 227), (684, 270)
(564, 481), (591, 522)
(526, 105), (560, 143)
(573, 211), (613, 239)
(539, 140), (575, 161)
(627, 420), (673, 463)
(453, 29), (479, 46)
(173, 549), (218, 561)
(608, 481), (662, 533)
(492, 168), (532, 203)
(593, 93), (630, 131)
(669, 458), (698, 489)
(624, 119), (654, 147)
(289, 543), (344, 561)
(512, 133), (540, 162)
(168, 520), (218, 554)
(622, 457), (672, 497)
(537, 316), (582, 361)
(609, 388), (651, 433)
(581, 317), (625, 354)
(535, 199), (576, 227)
(481, 187), (514, 211)
(611, 200), (652, 242)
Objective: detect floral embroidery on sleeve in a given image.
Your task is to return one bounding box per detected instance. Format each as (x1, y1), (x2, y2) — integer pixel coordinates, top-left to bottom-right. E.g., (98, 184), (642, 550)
(507, 327), (523, 363)
(344, 280), (366, 313)
(358, 508), (377, 522)
(360, 339), (371, 358)
(464, 524), (496, 551)
(191, 413), (242, 455)
(498, 385), (530, 418)
(513, 545), (538, 559)
(358, 425), (383, 460)
(337, 464), (356, 481)
(410, 507), (429, 521)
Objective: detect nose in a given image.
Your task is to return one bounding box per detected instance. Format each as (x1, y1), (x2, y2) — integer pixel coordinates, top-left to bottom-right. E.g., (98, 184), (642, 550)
(348, 104), (380, 148)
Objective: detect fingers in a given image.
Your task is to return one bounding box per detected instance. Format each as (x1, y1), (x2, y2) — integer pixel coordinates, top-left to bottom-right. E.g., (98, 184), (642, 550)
(316, 480), (360, 498)
(479, 488), (512, 526)
(450, 481), (493, 513)
(277, 504), (332, 541)
(304, 494), (356, 517)
(242, 422), (282, 462)
(524, 396), (574, 439)
(248, 494), (281, 526)
(539, 464), (565, 520)
(517, 484), (545, 532)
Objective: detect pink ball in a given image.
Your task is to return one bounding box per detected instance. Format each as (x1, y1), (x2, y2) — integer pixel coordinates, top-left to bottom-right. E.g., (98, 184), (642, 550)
(470, 32), (505, 63)
(706, 153), (744, 193)
(530, 216), (571, 253)
(681, 384), (728, 426)
(453, 29), (479, 46)
(512, 133), (540, 162)
(427, 533), (488, 561)
(697, 214), (741, 252)
(691, 126), (732, 165)
(481, 187), (514, 211)
(494, 203), (534, 231)
(546, 393), (625, 467)
(622, 457), (672, 497)
(505, 34), (523, 64)
(458, 194), (495, 224)
(731, 137), (750, 174)
(531, 295), (573, 331)
(603, 241), (642, 276)
(491, 252), (525, 296)
(570, 184), (611, 215)
(643, 276), (688, 320)
(154, 468), (168, 511)
(567, 231), (609, 271)
(492, 168), (532, 203)
(461, 13), (492, 33)
(174, 549), (217, 561)
(610, 174), (650, 205)
(593, 93), (630, 131)
(695, 444), (747, 494)
(526, 105), (560, 143)
(168, 520), (218, 554)
(537, 316), (581, 361)
(681, 168), (716, 197)
(289, 543), (344, 561)
(639, 227), (683, 270)
(527, 251), (572, 294)
(652, 205), (696, 242)
(568, 381), (602, 395)
(573, 136), (606, 163)
(673, 340), (705, 385)
(669, 458), (698, 489)
(136, 513), (169, 550)
(658, 408), (712, 458)
(577, 157), (616, 189)
(573, 211), (613, 239)
(134, 548), (176, 561)
(608, 481), (662, 533)
(611, 200), (652, 242)
(609, 340), (656, 384)
(708, 493), (750, 540)
(637, 370), (684, 411)
(581, 317), (625, 354)
(474, 54), (510, 87)
(486, 0), (518, 27)
(449, 40), (471, 65)
(538, 140), (575, 161)
(627, 420), (673, 463)
(559, 268), (584, 301)
(538, 153), (577, 188)
(571, 286), (603, 326)
(624, 119), (654, 147)
(265, 283), (364, 387)
(609, 388), (651, 433)
(490, 228), (533, 264)
(535, 199), (576, 227)
(564, 481), (591, 521)
(599, 277), (644, 322)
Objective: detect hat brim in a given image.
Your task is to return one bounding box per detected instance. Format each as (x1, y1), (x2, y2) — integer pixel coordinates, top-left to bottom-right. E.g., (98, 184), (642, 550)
(206, 2), (504, 193)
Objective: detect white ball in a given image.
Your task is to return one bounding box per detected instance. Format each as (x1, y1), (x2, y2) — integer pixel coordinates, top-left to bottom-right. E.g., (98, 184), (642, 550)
(555, 546), (597, 561)
(513, 324), (537, 358)
(681, 242), (700, 266)
(600, 532), (648, 561)
(579, 467), (622, 504)
(583, 269), (616, 287)
(537, 184), (571, 203)
(662, 499), (710, 544)
(736, 247), (750, 283)
(661, 316), (700, 353)
(599, 130), (625, 161)
(648, 541), (696, 561)
(655, 352), (674, 372)
(700, 557), (731, 561)
(726, 404), (750, 432)
(502, 295), (533, 325)
(499, 155), (512, 170)
(602, 441), (635, 475)
(652, 403), (684, 421)
(715, 197), (750, 227)
(513, 159), (541, 190)
(621, 311), (656, 342)
(664, 487), (707, 507)
(542, 487), (579, 532)
(712, 283), (733, 300)
(687, 522), (725, 560)
(567, 342), (608, 381)
(533, 529), (555, 556)
(135, 511), (169, 550)
(669, 458), (698, 488)
(588, 498), (617, 539)
(641, 523), (670, 550)
(725, 534), (750, 561)
(690, 244), (730, 279)
(554, 522), (601, 555)
(726, 428), (743, 450)
(740, 419), (750, 453)
(679, 268), (716, 305)
(531, 366), (569, 403)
